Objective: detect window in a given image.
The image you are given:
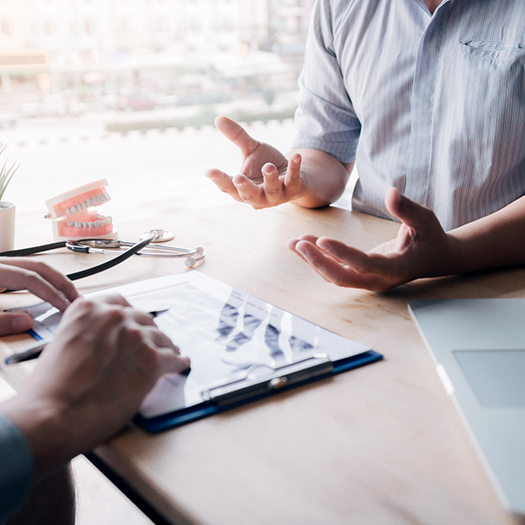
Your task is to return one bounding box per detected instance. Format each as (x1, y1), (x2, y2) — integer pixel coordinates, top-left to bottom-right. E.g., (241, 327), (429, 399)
(1, 21), (11, 35)
(2, 0), (316, 230)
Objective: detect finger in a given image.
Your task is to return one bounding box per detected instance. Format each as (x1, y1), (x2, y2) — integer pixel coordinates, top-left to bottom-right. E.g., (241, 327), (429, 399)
(205, 169), (244, 203)
(284, 153), (302, 196)
(315, 238), (406, 290)
(157, 351), (191, 375)
(262, 163), (282, 202)
(148, 328), (180, 355)
(385, 187), (436, 231)
(297, 234), (319, 244)
(232, 174), (266, 207)
(286, 234), (320, 263)
(0, 312), (33, 336)
(0, 266), (71, 312)
(125, 309), (158, 329)
(294, 240), (382, 289)
(292, 240), (334, 284)
(95, 294), (132, 308)
(215, 116), (259, 156)
(316, 238), (384, 274)
(0, 258), (79, 304)
(286, 239), (308, 264)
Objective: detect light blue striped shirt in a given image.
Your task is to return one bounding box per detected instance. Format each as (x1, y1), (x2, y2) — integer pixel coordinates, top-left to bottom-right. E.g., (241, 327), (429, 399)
(293, 0), (525, 231)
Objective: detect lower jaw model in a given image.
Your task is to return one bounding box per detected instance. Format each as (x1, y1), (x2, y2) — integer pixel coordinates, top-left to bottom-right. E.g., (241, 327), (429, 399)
(44, 178), (117, 241)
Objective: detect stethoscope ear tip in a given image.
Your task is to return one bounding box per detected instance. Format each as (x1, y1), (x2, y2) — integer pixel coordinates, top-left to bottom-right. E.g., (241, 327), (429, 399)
(184, 251), (206, 268)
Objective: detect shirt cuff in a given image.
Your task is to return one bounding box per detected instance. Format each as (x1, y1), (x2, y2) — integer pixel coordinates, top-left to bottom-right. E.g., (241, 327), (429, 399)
(0, 412), (34, 522)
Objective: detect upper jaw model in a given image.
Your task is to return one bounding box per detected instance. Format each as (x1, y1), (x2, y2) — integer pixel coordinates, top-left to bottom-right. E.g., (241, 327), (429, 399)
(44, 179), (117, 241)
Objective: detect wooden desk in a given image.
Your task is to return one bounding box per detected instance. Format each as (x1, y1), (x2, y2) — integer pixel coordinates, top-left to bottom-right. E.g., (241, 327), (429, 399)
(1, 203), (524, 525)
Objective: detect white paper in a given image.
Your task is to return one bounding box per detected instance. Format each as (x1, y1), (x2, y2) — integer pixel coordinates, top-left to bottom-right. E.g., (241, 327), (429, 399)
(14, 272), (370, 419)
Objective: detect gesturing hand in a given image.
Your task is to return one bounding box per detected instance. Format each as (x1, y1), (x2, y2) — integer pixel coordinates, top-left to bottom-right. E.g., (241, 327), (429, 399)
(287, 188), (457, 291)
(205, 116), (305, 209)
(0, 258), (80, 335)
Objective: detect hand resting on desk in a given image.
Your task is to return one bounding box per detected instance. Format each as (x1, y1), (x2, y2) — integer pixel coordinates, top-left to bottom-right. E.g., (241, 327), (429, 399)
(0, 258), (80, 335)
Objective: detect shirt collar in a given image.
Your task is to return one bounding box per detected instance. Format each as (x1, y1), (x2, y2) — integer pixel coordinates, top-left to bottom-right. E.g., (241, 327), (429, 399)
(412, 0), (453, 16)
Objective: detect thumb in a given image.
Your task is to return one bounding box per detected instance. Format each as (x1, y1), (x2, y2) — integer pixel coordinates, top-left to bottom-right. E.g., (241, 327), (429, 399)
(385, 187), (436, 230)
(0, 312), (33, 336)
(215, 115), (259, 156)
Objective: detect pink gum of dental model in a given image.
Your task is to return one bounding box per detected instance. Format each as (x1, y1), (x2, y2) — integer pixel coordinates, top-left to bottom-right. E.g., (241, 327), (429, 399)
(44, 178), (118, 241)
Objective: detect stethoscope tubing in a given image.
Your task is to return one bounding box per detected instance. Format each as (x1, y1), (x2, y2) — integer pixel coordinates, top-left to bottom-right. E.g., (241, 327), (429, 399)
(66, 230), (157, 281)
(0, 231), (205, 288)
(68, 239), (200, 258)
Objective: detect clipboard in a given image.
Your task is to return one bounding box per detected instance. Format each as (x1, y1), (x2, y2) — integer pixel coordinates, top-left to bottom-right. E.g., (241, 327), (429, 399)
(11, 272), (383, 433)
(135, 348), (382, 433)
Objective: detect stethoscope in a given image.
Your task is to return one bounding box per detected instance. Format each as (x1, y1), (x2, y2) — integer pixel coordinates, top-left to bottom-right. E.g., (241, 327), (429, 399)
(0, 229), (205, 282)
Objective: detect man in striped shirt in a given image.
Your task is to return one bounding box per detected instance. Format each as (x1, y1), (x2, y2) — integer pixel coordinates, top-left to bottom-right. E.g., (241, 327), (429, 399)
(207, 0), (525, 291)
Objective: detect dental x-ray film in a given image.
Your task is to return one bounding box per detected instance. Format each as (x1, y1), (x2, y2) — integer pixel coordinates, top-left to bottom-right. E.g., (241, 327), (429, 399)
(21, 272), (371, 419)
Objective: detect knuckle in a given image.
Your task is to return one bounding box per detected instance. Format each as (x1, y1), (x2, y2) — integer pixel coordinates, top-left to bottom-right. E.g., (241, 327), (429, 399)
(136, 341), (159, 369)
(310, 259), (324, 271)
(399, 197), (415, 216)
(241, 193), (256, 203)
(24, 272), (42, 287)
(31, 260), (50, 272)
(265, 187), (281, 197)
(66, 297), (100, 322)
(77, 297), (97, 310)
(104, 307), (127, 325)
(125, 326), (145, 342)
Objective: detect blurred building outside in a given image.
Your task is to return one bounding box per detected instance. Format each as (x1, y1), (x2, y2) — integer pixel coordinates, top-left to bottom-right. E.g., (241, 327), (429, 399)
(0, 0), (315, 131)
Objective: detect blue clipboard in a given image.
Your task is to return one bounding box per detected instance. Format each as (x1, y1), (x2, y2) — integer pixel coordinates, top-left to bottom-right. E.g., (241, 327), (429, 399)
(134, 348), (382, 433)
(10, 270), (383, 434)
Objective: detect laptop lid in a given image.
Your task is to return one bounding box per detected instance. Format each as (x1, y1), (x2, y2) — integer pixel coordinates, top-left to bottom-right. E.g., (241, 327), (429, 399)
(409, 299), (525, 516)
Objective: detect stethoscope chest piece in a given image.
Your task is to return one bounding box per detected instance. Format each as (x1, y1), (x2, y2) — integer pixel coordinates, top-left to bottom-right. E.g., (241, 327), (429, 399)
(139, 229), (174, 243)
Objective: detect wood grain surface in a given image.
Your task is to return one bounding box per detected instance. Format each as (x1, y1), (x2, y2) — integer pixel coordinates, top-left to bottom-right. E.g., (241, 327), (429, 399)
(2, 203), (524, 525)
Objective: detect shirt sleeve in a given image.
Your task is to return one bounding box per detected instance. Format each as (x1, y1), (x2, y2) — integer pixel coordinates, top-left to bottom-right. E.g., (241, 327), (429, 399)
(292, 0), (361, 163)
(0, 412), (34, 523)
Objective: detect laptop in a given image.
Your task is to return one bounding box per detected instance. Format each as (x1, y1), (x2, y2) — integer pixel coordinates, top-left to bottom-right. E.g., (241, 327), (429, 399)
(408, 299), (525, 516)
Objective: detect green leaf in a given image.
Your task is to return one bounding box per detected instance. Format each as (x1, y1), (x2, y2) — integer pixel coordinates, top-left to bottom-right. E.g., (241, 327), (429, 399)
(0, 145), (20, 201)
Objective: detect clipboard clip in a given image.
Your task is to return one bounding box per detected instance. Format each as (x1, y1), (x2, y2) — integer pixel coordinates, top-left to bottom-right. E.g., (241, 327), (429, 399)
(201, 353), (334, 407)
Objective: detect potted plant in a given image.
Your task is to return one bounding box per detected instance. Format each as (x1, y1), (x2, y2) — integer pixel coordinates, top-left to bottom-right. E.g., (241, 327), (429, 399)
(0, 145), (19, 252)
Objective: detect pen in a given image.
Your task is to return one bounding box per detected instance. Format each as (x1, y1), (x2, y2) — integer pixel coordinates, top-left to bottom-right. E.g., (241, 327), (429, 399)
(5, 308), (170, 365)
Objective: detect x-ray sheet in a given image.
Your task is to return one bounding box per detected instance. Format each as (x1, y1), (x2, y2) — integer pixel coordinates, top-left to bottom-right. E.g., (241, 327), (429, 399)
(21, 272), (370, 419)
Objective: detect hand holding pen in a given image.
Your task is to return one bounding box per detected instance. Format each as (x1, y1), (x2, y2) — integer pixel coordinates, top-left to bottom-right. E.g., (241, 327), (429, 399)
(5, 308), (170, 365)
(0, 295), (189, 481)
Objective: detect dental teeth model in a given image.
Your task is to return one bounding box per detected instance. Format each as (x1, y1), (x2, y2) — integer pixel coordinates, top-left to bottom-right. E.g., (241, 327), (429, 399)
(44, 178), (117, 241)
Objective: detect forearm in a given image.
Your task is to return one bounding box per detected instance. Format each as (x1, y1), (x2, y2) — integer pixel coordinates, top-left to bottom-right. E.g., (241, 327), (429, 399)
(287, 148), (353, 208)
(447, 195), (525, 274)
(1, 395), (71, 480)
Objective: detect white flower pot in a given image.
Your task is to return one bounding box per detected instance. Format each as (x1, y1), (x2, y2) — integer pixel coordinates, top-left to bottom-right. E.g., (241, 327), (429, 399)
(0, 202), (15, 252)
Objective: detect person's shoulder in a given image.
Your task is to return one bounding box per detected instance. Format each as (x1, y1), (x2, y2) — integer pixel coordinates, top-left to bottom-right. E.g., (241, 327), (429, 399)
(314, 0), (360, 32)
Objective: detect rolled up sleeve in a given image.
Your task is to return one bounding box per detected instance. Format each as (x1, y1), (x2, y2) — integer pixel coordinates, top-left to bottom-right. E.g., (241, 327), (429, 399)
(293, 0), (361, 163)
